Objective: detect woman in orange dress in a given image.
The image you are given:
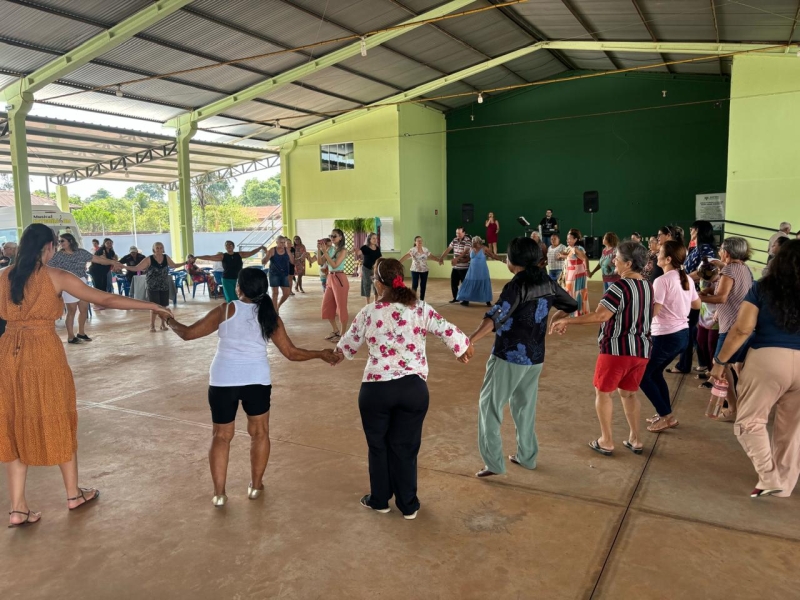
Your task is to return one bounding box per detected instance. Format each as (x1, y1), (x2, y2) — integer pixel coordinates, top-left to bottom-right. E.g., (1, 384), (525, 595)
(0, 224), (171, 528)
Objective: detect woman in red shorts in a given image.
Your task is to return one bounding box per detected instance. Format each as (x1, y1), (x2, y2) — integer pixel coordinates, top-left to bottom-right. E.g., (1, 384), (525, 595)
(550, 241), (653, 456)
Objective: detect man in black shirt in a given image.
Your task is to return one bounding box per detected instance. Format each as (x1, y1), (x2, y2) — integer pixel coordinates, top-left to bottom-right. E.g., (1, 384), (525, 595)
(539, 210), (558, 237)
(118, 245), (147, 296)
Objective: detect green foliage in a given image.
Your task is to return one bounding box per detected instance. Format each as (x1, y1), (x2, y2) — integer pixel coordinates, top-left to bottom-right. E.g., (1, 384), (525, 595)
(125, 183), (164, 202)
(240, 174), (281, 206)
(203, 199), (252, 232)
(333, 217), (376, 233)
(0, 175), (13, 190)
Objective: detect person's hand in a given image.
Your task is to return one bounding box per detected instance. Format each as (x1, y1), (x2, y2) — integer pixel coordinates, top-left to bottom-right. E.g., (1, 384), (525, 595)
(457, 343), (475, 364)
(709, 362), (726, 381)
(549, 318), (568, 335)
(154, 306), (173, 321)
(321, 348), (342, 365)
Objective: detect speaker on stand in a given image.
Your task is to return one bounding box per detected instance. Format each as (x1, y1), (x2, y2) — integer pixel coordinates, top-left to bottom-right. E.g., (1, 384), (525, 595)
(583, 191), (599, 239)
(583, 236), (602, 259)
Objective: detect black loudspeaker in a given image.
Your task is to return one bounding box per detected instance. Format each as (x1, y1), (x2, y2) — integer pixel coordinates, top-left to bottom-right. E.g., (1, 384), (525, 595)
(584, 236), (602, 259)
(462, 203), (474, 225)
(583, 191), (599, 213)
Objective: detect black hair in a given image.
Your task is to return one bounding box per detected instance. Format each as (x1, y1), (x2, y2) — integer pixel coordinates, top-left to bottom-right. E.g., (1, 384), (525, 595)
(91, 238), (99, 244)
(691, 220), (715, 246)
(774, 236), (790, 250)
(237, 268), (278, 340)
(661, 241), (690, 291)
(616, 241), (648, 273)
(760, 240), (800, 333)
(506, 237), (547, 285)
(60, 232), (79, 252)
(659, 225), (685, 247)
(374, 258), (417, 307)
(9, 223), (57, 305)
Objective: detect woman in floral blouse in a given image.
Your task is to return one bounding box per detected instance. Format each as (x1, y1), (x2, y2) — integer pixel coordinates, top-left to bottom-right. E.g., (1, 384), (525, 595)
(468, 237), (577, 478)
(336, 258), (473, 520)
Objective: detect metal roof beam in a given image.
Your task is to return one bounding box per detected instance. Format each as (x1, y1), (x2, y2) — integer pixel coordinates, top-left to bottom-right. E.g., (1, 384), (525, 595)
(164, 0), (474, 127)
(629, 0), (674, 74)
(788, 1), (800, 47)
(162, 156), (281, 191)
(559, 0), (625, 70)
(540, 41), (796, 54)
(0, 0), (194, 100)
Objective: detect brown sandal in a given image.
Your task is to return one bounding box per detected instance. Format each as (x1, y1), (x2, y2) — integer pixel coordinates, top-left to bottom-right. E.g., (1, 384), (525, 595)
(8, 510), (41, 528)
(712, 408), (736, 422)
(68, 488), (100, 510)
(647, 416), (679, 433)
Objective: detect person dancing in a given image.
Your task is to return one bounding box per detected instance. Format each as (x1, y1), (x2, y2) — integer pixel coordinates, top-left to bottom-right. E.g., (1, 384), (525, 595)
(292, 236), (309, 293)
(167, 268), (338, 507)
(561, 228), (590, 316)
(485, 212), (500, 255)
(335, 258), (473, 519)
(122, 242), (185, 332)
(261, 236), (294, 312)
(456, 236), (501, 306)
(196, 241), (265, 302)
(357, 233), (382, 306)
(0, 224), (171, 528)
(469, 237), (577, 478)
(400, 236), (441, 301)
(318, 228), (349, 342)
(48, 233), (121, 343)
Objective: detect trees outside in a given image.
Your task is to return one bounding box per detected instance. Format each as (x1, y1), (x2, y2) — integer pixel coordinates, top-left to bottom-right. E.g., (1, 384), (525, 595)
(240, 174), (280, 206)
(1, 175), (14, 190)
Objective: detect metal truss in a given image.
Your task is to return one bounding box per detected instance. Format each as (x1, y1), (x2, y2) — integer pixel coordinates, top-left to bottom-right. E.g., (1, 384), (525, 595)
(162, 155), (281, 191)
(48, 141), (179, 185)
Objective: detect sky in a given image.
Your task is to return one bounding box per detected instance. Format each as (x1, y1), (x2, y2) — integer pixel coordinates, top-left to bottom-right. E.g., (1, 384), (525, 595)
(21, 104), (280, 200)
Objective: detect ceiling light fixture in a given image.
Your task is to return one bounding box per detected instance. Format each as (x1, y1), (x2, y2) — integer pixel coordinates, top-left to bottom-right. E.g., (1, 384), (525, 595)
(477, 92), (484, 104)
(115, 85), (124, 98)
(360, 37), (367, 57)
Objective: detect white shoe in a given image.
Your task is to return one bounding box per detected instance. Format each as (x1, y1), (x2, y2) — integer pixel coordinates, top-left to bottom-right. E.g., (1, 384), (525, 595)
(403, 511), (418, 520)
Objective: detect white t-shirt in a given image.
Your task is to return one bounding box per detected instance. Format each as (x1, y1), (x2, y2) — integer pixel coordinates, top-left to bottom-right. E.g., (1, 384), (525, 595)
(652, 269), (698, 336)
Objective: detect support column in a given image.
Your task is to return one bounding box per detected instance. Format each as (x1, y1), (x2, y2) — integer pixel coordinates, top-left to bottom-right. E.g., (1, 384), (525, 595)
(175, 119), (197, 258)
(55, 185), (70, 213)
(7, 92), (33, 239)
(167, 189), (183, 262)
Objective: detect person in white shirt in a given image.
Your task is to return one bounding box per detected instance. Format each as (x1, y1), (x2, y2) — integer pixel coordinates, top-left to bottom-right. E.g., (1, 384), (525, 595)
(546, 234), (567, 282)
(167, 268), (338, 507)
(400, 236), (442, 301)
(336, 258), (474, 519)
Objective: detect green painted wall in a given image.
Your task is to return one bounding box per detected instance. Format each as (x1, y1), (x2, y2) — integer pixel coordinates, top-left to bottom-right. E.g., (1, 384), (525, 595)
(724, 54), (800, 267)
(398, 103), (448, 255)
(446, 72), (731, 249)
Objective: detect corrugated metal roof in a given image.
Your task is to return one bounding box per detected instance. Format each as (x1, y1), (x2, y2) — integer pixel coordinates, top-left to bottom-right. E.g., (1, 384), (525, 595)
(338, 45), (448, 90)
(0, 41), (57, 74)
(380, 26), (485, 73)
(36, 84), (187, 122)
(0, 1), (102, 52)
(285, 0), (415, 36)
(30, 0), (156, 25)
(298, 67), (399, 103)
(716, 1), (799, 42)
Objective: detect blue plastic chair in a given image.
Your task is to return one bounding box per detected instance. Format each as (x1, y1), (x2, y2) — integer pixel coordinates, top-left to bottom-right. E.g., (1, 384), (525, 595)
(171, 271), (187, 307)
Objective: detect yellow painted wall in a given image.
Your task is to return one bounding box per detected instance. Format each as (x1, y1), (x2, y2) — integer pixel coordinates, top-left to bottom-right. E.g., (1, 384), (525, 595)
(724, 54), (800, 266)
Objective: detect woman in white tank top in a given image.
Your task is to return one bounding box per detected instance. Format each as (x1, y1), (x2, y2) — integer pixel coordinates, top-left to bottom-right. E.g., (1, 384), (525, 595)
(167, 268), (339, 507)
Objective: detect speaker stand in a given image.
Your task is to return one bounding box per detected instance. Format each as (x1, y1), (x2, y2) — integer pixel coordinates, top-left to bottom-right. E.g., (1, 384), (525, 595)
(590, 212), (594, 239)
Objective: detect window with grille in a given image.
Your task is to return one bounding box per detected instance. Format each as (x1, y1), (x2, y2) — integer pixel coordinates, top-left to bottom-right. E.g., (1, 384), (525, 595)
(320, 142), (354, 171)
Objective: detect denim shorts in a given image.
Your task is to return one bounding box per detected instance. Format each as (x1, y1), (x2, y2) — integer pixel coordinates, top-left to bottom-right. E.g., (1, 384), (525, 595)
(268, 271), (290, 288)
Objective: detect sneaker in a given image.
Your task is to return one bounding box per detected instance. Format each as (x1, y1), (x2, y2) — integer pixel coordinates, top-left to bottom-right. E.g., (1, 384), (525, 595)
(68, 337), (81, 344)
(360, 494), (390, 513)
(76, 334), (92, 342)
(403, 511), (418, 520)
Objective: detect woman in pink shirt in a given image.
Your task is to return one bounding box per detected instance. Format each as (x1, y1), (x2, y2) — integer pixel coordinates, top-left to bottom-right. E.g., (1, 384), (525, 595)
(641, 242), (701, 433)
(336, 258), (473, 519)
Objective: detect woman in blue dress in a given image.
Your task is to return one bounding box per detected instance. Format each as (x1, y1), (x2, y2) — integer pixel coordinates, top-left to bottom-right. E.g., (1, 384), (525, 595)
(457, 236), (501, 306)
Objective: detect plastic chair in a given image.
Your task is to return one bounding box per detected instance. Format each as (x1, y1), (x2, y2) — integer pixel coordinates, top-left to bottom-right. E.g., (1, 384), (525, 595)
(171, 271), (187, 307)
(192, 278), (207, 298)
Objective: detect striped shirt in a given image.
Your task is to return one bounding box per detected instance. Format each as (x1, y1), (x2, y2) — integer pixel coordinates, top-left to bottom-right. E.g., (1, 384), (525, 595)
(716, 262), (753, 333)
(450, 235), (472, 270)
(598, 278), (653, 358)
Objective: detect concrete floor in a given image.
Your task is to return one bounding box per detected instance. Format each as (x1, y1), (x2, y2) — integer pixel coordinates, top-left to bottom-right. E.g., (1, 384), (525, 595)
(2, 278), (800, 600)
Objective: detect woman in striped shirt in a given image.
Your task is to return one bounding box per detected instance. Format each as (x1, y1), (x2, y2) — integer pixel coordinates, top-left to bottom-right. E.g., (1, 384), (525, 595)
(550, 242), (653, 456)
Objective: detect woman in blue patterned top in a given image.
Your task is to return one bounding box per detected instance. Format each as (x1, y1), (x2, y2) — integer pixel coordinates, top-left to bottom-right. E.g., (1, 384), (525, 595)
(468, 237), (577, 478)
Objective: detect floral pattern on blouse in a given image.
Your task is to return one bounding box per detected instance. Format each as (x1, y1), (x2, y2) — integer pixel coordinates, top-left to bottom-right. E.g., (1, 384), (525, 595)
(337, 300), (470, 382)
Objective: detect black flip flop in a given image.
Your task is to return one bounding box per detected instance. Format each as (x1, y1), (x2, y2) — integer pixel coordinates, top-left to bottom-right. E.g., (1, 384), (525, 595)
(589, 439), (613, 456)
(623, 440), (643, 455)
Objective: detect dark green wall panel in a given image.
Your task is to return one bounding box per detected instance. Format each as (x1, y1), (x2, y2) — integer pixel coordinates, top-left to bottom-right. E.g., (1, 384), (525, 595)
(446, 72), (730, 248)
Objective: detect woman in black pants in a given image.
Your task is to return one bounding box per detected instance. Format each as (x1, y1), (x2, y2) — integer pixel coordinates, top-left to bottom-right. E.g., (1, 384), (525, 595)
(335, 258), (474, 519)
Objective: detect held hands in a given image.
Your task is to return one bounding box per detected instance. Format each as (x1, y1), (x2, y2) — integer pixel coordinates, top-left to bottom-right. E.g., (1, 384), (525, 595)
(155, 306), (174, 321)
(457, 344), (475, 364)
(322, 348), (345, 366)
(549, 318), (568, 335)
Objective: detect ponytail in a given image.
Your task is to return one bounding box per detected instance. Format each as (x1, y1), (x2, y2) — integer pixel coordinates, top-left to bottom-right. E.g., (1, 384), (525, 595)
(9, 223), (57, 305)
(661, 241), (690, 290)
(237, 268), (278, 339)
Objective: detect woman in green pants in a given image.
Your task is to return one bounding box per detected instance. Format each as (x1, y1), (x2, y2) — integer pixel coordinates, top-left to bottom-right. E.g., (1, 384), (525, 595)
(196, 241), (265, 302)
(468, 237), (578, 477)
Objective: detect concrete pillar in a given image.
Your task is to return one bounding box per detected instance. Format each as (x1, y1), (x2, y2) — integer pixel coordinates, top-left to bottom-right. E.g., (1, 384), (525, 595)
(7, 93), (34, 238)
(176, 120), (197, 257)
(167, 189), (183, 261)
(56, 185), (70, 213)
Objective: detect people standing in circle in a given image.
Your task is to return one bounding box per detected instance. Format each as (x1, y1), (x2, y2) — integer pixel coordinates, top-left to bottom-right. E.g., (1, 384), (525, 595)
(561, 228), (590, 317)
(639, 242), (701, 433)
(261, 236), (294, 313)
(118, 245), (146, 297)
(457, 236), (501, 307)
(642, 235), (662, 282)
(400, 236), (441, 301)
(122, 242), (185, 332)
(469, 237), (578, 478)
(318, 228), (349, 342)
(546, 233), (567, 283)
(540, 209), (558, 237)
(166, 267), (339, 507)
(291, 236), (308, 294)
(589, 232), (620, 292)
(485, 213), (500, 255)
(48, 233), (120, 344)
(88, 238), (117, 308)
(195, 241), (265, 303)
(185, 254), (218, 298)
(357, 233), (382, 305)
(0, 224), (171, 528)
(696, 237), (754, 421)
(439, 227), (472, 304)
(709, 240), (800, 498)
(335, 258), (473, 519)
(550, 242), (653, 456)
